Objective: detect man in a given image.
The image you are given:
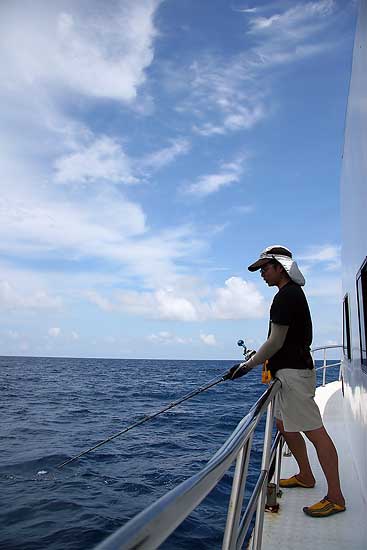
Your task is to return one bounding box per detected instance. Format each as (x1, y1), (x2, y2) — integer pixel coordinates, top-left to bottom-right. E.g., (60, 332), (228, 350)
(230, 245), (345, 517)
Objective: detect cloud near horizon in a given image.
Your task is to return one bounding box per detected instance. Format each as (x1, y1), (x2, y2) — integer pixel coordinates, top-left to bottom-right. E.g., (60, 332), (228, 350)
(86, 276), (266, 322)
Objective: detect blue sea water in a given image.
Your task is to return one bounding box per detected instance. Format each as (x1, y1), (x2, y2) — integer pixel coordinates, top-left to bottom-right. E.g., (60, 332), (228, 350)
(0, 356), (339, 550)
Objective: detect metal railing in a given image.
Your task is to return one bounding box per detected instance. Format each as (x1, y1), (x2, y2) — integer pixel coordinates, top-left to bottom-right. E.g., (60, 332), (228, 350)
(96, 379), (281, 550)
(96, 345), (342, 550)
(311, 345), (343, 386)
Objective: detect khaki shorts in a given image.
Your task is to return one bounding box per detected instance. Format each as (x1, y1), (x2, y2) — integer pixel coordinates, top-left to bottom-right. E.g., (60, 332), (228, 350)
(274, 368), (323, 432)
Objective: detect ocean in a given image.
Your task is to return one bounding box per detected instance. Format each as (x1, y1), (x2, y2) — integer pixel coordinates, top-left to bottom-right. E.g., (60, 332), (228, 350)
(0, 356), (339, 550)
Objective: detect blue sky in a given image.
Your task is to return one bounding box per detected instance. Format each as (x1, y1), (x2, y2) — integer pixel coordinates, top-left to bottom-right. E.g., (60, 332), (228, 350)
(0, 0), (357, 359)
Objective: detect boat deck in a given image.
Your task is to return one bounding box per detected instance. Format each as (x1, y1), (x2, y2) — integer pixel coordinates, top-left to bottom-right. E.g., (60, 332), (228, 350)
(260, 381), (367, 550)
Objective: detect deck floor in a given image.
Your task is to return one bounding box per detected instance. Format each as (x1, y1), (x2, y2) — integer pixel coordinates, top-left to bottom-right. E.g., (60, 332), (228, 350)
(259, 381), (367, 550)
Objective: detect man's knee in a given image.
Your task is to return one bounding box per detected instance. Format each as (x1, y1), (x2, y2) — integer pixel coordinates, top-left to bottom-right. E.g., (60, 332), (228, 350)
(304, 425), (329, 445)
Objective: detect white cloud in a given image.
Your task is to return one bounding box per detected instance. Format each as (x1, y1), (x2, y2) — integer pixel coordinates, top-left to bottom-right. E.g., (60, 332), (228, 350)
(55, 136), (191, 186)
(234, 204), (255, 214)
(6, 330), (20, 340)
(148, 331), (189, 345)
(300, 244), (340, 262)
(200, 333), (217, 346)
(85, 290), (113, 312)
(97, 288), (199, 321)
(140, 138), (191, 172)
(306, 277), (342, 299)
(209, 277), (265, 319)
(87, 276), (265, 321)
(247, 1), (337, 67)
(71, 331), (80, 341)
(299, 244), (341, 271)
(0, 173), (206, 291)
(170, 1), (339, 137)
(249, 1), (335, 35)
(54, 136), (138, 185)
(0, 1), (162, 104)
(104, 336), (117, 344)
(192, 123), (226, 137)
(0, 0), (198, 294)
(184, 57), (266, 136)
(0, 279), (62, 311)
(48, 327), (61, 337)
(185, 156), (246, 197)
(0, 182), (147, 257)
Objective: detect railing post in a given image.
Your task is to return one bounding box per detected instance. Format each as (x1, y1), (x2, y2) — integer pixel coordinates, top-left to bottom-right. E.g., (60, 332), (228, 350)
(222, 433), (254, 550)
(339, 349), (343, 381)
(252, 397), (275, 550)
(323, 348), (327, 386)
(274, 436), (283, 495)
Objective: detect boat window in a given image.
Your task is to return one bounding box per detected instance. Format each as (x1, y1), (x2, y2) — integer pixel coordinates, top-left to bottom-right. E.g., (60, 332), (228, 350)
(356, 257), (367, 373)
(343, 294), (352, 361)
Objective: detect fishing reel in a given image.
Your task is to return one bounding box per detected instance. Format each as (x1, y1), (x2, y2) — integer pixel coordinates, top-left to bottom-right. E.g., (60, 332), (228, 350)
(237, 339), (256, 362)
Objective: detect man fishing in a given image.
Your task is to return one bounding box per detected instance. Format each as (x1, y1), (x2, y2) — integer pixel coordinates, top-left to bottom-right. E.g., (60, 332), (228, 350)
(229, 245), (345, 518)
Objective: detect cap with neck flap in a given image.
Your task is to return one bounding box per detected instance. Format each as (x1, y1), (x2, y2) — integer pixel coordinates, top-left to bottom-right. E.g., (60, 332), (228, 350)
(248, 245), (305, 286)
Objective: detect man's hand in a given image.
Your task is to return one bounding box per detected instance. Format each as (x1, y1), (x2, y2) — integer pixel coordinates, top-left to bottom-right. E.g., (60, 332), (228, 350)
(227, 361), (253, 380)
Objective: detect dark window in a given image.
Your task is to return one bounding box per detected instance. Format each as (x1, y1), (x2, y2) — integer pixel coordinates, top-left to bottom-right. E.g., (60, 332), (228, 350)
(343, 294), (351, 361)
(356, 257), (367, 373)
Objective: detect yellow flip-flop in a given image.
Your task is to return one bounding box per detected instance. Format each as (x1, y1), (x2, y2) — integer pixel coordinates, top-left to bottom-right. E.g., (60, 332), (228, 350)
(303, 497), (346, 517)
(279, 475), (315, 488)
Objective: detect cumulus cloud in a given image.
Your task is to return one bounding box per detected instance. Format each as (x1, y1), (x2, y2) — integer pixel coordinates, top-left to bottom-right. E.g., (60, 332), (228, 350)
(87, 276), (265, 321)
(88, 288), (199, 321)
(209, 277), (265, 319)
(48, 327), (61, 337)
(200, 333), (217, 346)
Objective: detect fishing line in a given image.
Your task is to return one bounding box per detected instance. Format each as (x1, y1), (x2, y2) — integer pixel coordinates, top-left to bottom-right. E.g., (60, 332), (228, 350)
(56, 369), (233, 469)
(57, 340), (254, 470)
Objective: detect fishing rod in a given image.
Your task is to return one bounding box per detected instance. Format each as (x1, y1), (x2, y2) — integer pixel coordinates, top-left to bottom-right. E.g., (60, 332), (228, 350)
(57, 340), (255, 470)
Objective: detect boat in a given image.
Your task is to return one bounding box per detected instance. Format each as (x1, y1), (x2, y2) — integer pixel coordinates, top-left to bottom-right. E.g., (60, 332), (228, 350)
(95, 1), (367, 548)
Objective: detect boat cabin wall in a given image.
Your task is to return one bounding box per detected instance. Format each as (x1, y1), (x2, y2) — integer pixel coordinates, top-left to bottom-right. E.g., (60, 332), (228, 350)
(340, 0), (367, 495)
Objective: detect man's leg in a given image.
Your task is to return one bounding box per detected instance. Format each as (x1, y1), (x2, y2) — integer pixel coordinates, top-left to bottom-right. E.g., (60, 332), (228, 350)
(276, 419), (315, 485)
(304, 426), (345, 506)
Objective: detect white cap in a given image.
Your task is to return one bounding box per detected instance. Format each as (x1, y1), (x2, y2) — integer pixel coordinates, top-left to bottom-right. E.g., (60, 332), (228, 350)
(248, 245), (305, 286)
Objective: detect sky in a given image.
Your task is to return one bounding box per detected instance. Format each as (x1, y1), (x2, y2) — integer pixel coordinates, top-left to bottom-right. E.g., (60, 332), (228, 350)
(0, 0), (357, 360)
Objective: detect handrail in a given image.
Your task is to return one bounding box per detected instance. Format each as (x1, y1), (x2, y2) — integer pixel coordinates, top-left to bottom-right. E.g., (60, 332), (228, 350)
(96, 379), (281, 550)
(311, 345), (342, 352)
(311, 344), (343, 386)
(95, 347), (343, 550)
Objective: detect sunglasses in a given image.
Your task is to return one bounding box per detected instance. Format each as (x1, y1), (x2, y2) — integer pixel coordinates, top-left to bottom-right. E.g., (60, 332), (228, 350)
(260, 263), (274, 274)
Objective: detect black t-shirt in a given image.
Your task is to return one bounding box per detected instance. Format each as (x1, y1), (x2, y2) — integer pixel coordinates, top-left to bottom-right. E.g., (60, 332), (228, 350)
(267, 281), (313, 375)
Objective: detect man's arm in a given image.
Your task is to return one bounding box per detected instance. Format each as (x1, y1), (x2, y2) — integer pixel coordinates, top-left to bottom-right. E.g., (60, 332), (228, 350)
(230, 323), (288, 379)
(245, 322), (288, 368)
